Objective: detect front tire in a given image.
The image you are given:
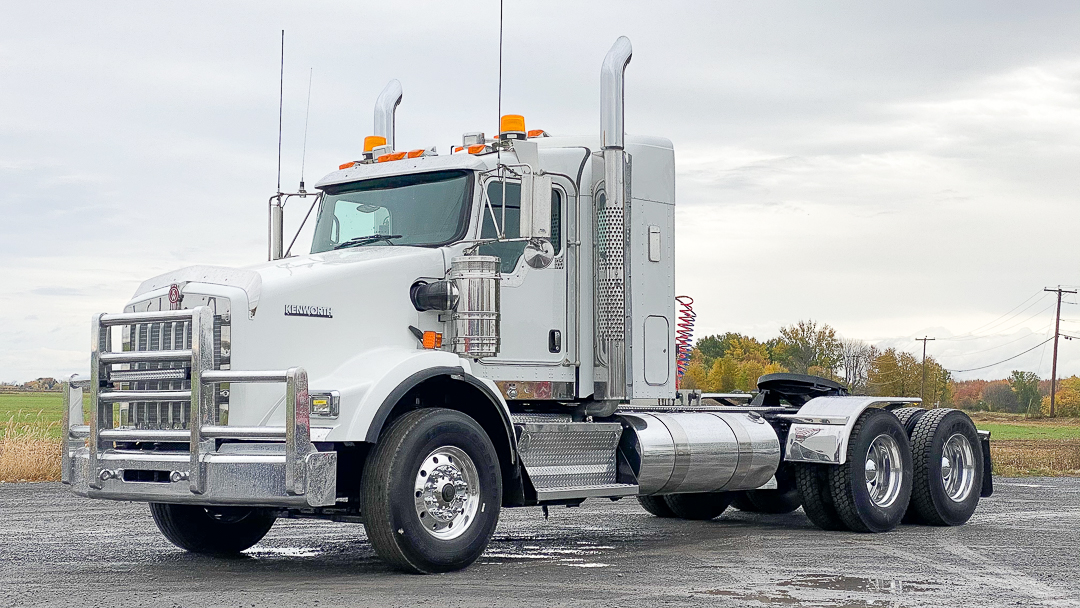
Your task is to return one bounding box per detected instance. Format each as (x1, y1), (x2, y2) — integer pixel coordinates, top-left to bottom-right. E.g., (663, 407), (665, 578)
(829, 408), (913, 532)
(361, 408), (502, 573)
(149, 503), (275, 554)
(906, 408), (983, 526)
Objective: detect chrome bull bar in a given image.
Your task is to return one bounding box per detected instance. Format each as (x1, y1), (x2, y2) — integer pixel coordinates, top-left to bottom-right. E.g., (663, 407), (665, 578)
(62, 306), (336, 508)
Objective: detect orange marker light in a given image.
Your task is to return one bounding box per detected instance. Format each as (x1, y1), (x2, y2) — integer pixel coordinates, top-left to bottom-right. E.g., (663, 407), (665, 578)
(527, 129), (549, 138)
(453, 146), (464, 153)
(377, 151), (408, 162)
(364, 135), (387, 152)
(407, 149), (425, 158)
(339, 161), (356, 170)
(422, 331), (443, 349)
(467, 144), (486, 154)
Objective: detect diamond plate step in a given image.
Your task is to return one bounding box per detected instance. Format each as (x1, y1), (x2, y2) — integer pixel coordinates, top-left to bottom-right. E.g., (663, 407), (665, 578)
(515, 422), (623, 493)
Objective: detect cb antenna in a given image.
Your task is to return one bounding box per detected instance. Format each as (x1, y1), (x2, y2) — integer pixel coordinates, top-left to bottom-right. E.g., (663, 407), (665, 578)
(299, 67), (313, 194)
(276, 30), (285, 196)
(496, 0), (503, 168)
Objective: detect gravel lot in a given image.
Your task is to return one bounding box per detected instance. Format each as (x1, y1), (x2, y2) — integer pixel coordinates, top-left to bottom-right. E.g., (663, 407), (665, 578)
(1, 478), (1078, 607)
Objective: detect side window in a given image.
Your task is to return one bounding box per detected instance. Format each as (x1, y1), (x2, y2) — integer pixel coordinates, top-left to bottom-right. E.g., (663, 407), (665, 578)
(480, 181), (561, 273)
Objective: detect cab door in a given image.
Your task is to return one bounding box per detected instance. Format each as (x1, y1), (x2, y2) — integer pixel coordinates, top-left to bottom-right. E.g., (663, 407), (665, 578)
(478, 179), (566, 367)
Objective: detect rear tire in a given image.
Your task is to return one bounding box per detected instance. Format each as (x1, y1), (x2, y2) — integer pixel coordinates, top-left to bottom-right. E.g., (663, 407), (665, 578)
(906, 408), (983, 526)
(892, 407), (927, 435)
(361, 408), (502, 573)
(741, 487), (802, 514)
(730, 492), (759, 512)
(638, 495), (677, 518)
(795, 464), (846, 531)
(149, 503), (275, 554)
(663, 492), (733, 520)
(829, 409), (913, 533)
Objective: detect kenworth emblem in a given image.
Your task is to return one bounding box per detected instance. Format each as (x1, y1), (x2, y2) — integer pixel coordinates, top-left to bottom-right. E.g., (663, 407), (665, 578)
(284, 304), (333, 318)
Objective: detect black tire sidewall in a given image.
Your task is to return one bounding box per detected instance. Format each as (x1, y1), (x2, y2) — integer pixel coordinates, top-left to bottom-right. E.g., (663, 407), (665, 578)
(149, 503), (275, 554)
(663, 492), (733, 520)
(834, 409), (913, 532)
(381, 410), (502, 572)
(918, 410), (983, 526)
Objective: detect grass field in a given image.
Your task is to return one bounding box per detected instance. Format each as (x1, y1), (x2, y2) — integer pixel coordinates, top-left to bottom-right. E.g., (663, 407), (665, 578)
(2, 393), (1079, 481)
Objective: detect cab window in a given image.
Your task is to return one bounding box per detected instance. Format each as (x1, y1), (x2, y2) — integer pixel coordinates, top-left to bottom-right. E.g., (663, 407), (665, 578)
(480, 181), (561, 273)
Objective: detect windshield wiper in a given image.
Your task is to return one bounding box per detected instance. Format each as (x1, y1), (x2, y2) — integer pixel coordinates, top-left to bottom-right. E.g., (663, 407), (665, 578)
(333, 234), (403, 250)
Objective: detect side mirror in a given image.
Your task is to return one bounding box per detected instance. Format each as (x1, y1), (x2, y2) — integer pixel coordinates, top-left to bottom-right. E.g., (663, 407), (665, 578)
(518, 172), (552, 240)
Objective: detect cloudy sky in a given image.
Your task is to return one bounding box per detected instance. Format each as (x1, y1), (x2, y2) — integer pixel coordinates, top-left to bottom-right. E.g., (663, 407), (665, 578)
(1, 1), (1078, 383)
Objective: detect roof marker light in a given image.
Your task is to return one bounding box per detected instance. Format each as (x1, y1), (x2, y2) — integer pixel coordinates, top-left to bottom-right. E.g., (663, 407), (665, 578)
(527, 129), (549, 138)
(339, 161), (356, 170)
(500, 114), (527, 140)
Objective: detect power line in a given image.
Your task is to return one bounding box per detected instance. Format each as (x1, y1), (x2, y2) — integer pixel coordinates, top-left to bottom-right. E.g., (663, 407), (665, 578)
(940, 290), (1046, 340)
(942, 301), (1056, 342)
(946, 337), (1054, 373)
(936, 325), (1052, 358)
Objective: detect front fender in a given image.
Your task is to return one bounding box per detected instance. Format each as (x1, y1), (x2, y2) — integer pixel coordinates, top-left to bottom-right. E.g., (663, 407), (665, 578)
(781, 396), (921, 464)
(307, 348), (514, 461)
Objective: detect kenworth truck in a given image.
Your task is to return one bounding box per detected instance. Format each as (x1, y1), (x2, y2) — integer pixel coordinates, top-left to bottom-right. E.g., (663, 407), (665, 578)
(62, 37), (993, 573)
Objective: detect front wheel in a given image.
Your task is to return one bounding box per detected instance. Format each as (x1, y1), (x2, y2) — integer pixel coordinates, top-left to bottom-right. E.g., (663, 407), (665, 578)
(361, 408), (502, 573)
(149, 503), (276, 554)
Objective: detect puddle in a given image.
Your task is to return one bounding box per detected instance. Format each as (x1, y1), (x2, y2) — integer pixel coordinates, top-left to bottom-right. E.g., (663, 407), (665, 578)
(243, 547), (323, 558)
(778, 574), (939, 594)
(697, 574), (939, 606)
(483, 539), (612, 567)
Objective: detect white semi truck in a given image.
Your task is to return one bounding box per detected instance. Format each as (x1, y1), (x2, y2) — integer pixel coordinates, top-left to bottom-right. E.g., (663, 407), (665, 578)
(62, 37), (992, 573)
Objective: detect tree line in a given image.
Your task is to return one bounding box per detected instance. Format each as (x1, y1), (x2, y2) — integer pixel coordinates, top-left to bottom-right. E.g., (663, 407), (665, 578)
(681, 320), (1078, 417)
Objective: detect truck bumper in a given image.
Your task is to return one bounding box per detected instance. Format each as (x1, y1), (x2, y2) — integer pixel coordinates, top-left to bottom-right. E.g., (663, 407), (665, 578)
(66, 443), (337, 508)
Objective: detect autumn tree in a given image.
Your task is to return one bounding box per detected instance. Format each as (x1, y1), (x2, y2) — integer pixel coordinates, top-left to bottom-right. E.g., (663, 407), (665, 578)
(840, 338), (874, 394)
(775, 320), (842, 376)
(1008, 371), (1042, 418)
(1041, 376), (1080, 417)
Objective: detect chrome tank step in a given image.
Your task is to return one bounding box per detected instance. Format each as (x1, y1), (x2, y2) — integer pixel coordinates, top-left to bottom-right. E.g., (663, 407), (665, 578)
(512, 418), (635, 500)
(619, 411), (781, 495)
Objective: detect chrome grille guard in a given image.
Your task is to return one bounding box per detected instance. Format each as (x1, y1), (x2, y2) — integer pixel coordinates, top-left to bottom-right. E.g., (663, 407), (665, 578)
(62, 306), (337, 508)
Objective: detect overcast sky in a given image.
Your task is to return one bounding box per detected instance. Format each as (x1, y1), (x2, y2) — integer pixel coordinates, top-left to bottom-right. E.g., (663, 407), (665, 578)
(1, 1), (1078, 383)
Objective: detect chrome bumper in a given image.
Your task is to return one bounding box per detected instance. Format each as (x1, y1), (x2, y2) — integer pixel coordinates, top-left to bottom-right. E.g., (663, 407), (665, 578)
(61, 307), (337, 508)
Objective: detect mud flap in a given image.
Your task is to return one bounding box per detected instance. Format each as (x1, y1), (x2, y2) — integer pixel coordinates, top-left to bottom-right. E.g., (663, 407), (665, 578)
(980, 431), (994, 498)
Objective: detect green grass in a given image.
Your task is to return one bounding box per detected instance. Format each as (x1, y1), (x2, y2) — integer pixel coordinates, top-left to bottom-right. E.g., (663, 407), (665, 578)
(975, 423), (1080, 441)
(0, 392), (90, 440)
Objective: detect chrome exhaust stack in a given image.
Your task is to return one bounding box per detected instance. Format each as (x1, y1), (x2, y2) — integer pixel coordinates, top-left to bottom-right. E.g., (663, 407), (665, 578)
(594, 37), (633, 402)
(374, 79), (403, 151)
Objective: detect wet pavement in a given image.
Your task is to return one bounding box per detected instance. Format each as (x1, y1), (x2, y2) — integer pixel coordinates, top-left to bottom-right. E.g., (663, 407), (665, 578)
(1, 478), (1078, 607)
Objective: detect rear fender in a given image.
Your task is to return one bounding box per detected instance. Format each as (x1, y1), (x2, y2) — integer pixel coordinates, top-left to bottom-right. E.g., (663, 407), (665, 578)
(781, 396), (921, 465)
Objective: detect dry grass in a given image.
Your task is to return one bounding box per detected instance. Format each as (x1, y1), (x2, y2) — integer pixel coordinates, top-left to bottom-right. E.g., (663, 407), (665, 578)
(991, 439), (1080, 477)
(0, 414), (62, 482)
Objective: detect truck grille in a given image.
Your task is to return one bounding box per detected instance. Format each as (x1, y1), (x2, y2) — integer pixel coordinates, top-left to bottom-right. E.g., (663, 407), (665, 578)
(116, 294), (231, 430)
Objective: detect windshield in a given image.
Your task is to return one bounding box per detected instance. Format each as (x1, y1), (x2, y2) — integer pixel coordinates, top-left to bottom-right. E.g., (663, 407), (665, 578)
(310, 170), (473, 253)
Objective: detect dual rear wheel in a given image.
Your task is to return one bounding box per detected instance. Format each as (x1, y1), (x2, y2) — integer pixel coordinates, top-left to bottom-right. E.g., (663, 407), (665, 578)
(795, 407), (983, 533)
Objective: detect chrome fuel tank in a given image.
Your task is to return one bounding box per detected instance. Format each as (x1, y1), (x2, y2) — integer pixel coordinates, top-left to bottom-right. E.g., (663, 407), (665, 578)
(619, 412), (781, 495)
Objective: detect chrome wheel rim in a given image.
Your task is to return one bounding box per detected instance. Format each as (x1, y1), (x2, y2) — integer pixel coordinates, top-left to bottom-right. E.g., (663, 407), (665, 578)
(864, 434), (903, 508)
(941, 433), (976, 502)
(413, 446), (479, 540)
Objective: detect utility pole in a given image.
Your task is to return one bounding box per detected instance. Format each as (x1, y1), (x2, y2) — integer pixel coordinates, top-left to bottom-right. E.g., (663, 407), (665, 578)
(1045, 287), (1076, 417)
(916, 336), (936, 406)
